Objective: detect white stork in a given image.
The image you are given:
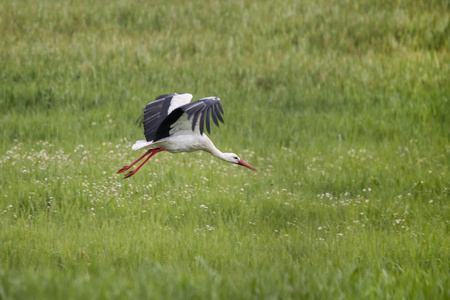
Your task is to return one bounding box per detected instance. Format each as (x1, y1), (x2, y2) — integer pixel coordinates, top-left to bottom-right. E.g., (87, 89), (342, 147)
(117, 93), (257, 178)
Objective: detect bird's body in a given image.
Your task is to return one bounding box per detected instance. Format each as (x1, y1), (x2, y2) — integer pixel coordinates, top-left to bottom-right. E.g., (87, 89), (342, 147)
(118, 93), (257, 178)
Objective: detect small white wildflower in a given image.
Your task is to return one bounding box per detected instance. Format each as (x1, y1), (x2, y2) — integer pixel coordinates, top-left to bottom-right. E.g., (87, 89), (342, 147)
(337, 233), (343, 237)
(318, 226), (323, 230)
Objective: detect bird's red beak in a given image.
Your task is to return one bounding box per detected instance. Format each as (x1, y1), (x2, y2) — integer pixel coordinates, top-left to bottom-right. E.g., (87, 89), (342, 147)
(238, 159), (258, 171)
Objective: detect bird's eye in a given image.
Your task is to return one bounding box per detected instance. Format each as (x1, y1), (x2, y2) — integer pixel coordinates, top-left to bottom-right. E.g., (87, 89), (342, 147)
(233, 156), (239, 160)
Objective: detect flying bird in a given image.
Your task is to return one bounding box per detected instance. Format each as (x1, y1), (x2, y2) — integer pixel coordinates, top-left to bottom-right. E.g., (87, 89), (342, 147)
(117, 93), (257, 178)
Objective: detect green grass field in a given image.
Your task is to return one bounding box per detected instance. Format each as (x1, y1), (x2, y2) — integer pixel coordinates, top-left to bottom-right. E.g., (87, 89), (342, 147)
(1, 0), (449, 298)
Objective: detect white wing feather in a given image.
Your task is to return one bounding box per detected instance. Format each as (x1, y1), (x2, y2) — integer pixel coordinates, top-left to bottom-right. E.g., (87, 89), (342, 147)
(167, 93), (193, 114)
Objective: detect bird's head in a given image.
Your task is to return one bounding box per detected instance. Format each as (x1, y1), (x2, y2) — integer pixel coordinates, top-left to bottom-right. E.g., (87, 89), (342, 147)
(223, 153), (258, 171)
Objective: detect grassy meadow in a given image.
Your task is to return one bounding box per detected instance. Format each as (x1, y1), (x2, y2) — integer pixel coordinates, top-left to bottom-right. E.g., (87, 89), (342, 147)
(0, 0), (449, 298)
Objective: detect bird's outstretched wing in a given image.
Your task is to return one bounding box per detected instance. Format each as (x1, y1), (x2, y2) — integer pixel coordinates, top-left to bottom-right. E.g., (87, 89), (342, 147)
(143, 93), (192, 142)
(153, 97), (225, 141)
(182, 97), (224, 134)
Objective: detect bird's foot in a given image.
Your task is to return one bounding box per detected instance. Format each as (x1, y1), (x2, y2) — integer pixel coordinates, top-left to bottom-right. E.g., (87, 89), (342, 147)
(123, 170), (136, 179)
(117, 165), (131, 173)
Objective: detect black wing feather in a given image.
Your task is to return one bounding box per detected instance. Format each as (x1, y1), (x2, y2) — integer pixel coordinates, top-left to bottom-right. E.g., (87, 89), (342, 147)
(210, 105), (219, 127)
(153, 96), (225, 141)
(213, 104), (224, 123)
(218, 102), (224, 114)
(199, 109), (206, 134)
(205, 107), (211, 133)
(187, 105), (204, 121)
(191, 111), (201, 131)
(143, 93), (180, 141)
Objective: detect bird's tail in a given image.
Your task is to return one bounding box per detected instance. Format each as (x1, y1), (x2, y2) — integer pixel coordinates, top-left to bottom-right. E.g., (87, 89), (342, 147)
(132, 140), (153, 151)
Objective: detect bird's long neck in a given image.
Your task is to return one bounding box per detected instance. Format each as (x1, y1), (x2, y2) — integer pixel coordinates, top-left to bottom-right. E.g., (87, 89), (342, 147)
(203, 137), (227, 161)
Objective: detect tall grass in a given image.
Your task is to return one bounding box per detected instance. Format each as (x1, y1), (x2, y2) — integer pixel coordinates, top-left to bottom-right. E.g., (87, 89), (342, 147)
(0, 0), (449, 299)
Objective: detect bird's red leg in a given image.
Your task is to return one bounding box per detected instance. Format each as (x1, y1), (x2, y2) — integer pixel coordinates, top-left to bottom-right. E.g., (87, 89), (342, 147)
(117, 149), (153, 173)
(123, 148), (166, 179)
